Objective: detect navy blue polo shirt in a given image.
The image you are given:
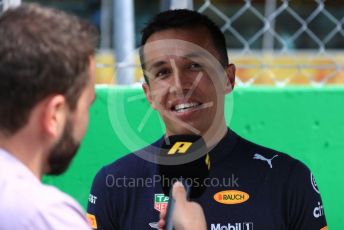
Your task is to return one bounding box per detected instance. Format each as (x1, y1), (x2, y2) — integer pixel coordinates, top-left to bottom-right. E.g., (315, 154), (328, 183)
(87, 129), (327, 230)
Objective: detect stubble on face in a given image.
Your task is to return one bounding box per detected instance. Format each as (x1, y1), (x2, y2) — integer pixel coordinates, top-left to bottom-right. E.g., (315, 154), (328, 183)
(46, 118), (80, 175)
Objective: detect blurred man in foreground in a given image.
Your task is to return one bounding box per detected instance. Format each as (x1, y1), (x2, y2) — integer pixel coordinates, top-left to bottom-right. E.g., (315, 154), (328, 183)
(0, 4), (97, 229)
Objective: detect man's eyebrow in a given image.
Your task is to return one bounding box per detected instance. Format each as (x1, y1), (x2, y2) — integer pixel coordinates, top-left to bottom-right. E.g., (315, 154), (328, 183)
(183, 51), (205, 60)
(146, 60), (167, 71)
(145, 52), (205, 71)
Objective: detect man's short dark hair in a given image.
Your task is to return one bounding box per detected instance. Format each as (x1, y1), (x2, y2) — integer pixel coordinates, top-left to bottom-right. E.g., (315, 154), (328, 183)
(0, 4), (98, 135)
(140, 9), (228, 83)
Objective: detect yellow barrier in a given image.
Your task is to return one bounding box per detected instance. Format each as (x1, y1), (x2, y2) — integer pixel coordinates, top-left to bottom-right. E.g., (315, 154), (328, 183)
(96, 52), (344, 85)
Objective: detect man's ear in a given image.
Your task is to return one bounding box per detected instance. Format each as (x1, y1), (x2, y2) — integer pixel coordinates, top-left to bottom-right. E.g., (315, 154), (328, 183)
(142, 83), (157, 110)
(224, 64), (236, 94)
(41, 95), (67, 139)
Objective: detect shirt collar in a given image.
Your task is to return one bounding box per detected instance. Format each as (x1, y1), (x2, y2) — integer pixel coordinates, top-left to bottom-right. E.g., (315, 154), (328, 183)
(154, 128), (238, 166)
(0, 148), (40, 183)
(208, 128), (239, 166)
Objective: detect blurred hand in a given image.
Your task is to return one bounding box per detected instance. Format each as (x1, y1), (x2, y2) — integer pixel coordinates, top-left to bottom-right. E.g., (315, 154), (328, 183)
(158, 181), (207, 230)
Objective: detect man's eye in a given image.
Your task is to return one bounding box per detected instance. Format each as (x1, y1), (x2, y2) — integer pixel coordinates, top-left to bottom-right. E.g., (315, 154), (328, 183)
(155, 68), (171, 78)
(189, 63), (202, 70)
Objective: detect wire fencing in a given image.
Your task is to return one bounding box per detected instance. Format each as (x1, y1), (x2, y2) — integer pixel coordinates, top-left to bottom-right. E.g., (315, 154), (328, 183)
(196, 0), (344, 86)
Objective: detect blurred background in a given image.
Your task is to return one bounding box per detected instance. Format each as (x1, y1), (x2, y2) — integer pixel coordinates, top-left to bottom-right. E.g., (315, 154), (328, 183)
(2, 0), (343, 86)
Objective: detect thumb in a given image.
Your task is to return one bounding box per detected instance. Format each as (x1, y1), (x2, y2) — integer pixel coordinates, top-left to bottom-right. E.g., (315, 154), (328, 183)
(172, 181), (187, 202)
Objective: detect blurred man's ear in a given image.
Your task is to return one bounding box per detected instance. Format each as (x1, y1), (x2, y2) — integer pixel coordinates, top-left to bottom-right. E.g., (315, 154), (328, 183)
(224, 64), (236, 94)
(142, 82), (157, 110)
(41, 95), (67, 139)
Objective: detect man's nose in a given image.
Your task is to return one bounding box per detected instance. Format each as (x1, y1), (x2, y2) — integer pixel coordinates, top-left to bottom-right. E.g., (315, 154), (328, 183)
(169, 61), (190, 96)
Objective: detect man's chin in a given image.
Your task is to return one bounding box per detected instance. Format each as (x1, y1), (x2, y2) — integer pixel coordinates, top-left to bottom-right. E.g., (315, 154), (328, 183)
(46, 161), (72, 176)
(166, 124), (208, 137)
(46, 152), (77, 175)
(45, 118), (80, 176)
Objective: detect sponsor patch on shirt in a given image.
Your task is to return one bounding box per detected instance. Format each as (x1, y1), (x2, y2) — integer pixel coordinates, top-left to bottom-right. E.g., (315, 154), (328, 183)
(86, 213), (97, 229)
(154, 194), (169, 212)
(313, 201), (324, 218)
(311, 172), (320, 194)
(214, 190), (249, 204)
(211, 222), (253, 230)
(88, 194), (98, 204)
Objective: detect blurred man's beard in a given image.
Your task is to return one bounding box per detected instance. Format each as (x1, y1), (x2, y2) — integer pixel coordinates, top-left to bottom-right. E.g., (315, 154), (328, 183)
(46, 119), (80, 175)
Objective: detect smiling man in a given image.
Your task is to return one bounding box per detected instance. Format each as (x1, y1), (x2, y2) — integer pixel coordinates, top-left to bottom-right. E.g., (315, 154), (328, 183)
(141, 26), (234, 140)
(87, 9), (327, 230)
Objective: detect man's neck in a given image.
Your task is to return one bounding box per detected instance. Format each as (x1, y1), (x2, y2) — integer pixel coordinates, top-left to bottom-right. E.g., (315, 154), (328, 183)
(205, 123), (228, 148)
(0, 133), (45, 179)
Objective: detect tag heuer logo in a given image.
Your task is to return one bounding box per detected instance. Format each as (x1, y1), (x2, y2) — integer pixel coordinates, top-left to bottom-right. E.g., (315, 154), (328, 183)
(154, 194), (169, 212)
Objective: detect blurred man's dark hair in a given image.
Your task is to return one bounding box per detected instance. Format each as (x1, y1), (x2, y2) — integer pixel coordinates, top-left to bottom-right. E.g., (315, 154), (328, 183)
(0, 4), (98, 135)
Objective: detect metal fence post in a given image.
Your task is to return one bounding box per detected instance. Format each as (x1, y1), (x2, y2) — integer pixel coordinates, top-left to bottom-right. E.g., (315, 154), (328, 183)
(263, 0), (276, 51)
(100, 0), (112, 49)
(113, 0), (135, 84)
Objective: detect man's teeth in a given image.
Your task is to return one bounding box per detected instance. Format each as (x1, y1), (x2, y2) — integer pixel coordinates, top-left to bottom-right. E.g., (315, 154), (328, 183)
(174, 102), (200, 112)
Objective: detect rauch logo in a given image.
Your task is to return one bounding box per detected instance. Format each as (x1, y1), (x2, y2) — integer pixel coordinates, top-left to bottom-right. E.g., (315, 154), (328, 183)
(213, 190), (249, 205)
